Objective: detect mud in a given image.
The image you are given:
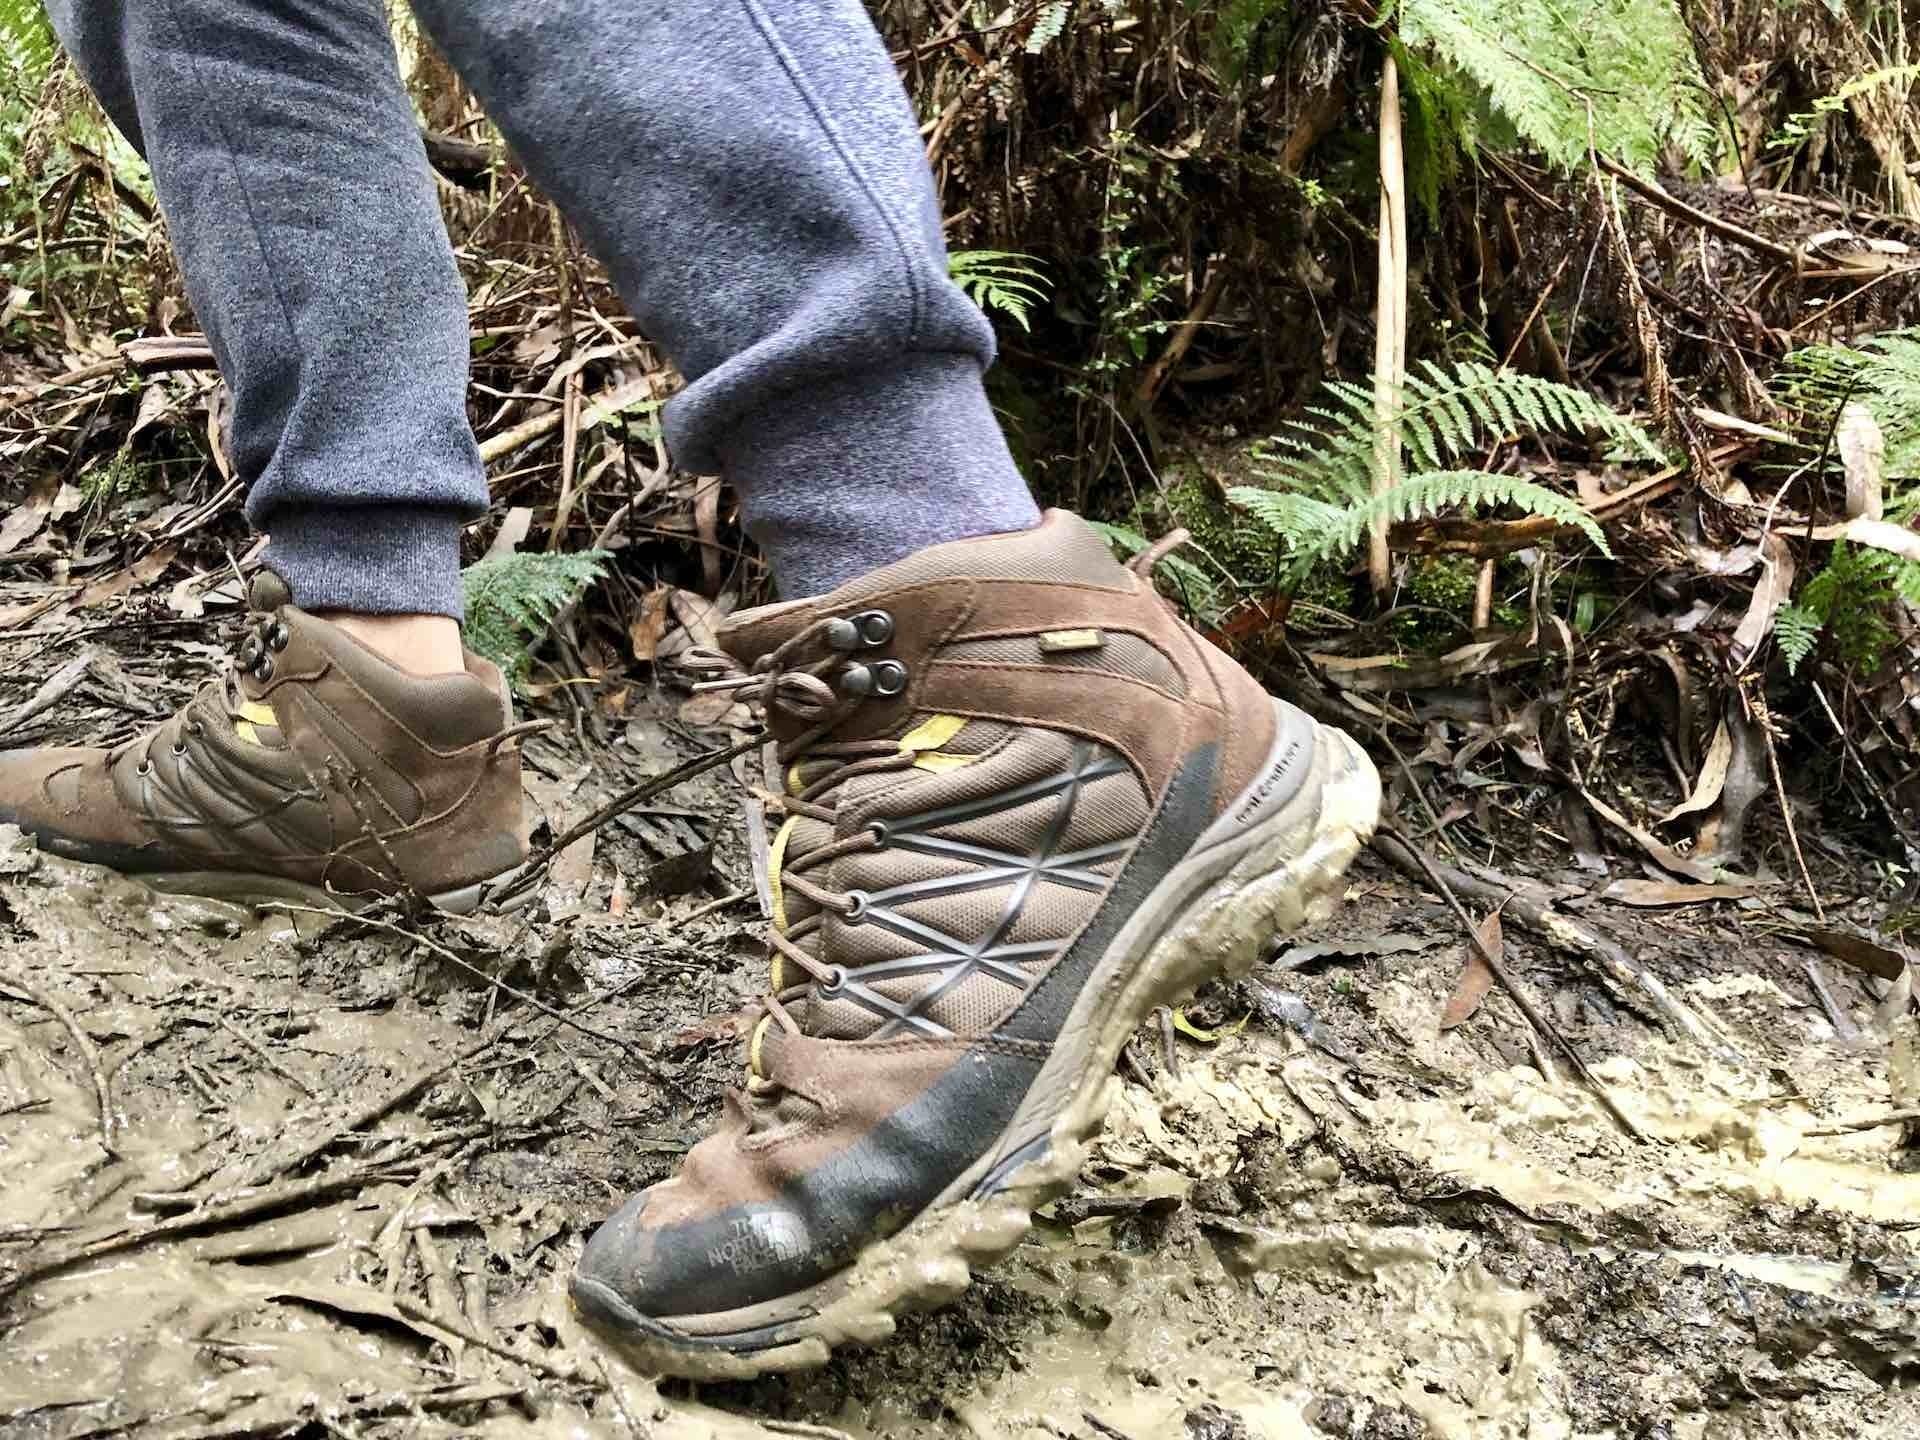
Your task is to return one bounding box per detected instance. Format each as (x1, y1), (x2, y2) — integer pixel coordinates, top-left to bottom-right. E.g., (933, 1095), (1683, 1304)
(3, 674), (1918, 1437)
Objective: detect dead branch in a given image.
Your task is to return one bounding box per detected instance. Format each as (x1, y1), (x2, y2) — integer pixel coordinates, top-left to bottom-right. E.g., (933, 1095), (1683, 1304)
(1371, 826), (1647, 1141)
(0, 966), (114, 1156)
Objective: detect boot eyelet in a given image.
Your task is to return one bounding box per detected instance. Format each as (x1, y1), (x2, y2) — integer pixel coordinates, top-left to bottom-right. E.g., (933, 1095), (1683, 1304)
(818, 966), (849, 997)
(171, 741), (188, 757)
(851, 609), (894, 646)
(838, 664), (874, 699)
(135, 760), (153, 778)
(253, 656), (275, 683)
(237, 638), (262, 669)
(824, 617), (861, 652)
(871, 660), (909, 697)
(843, 890), (869, 922)
(868, 820), (890, 847)
(267, 622), (291, 652)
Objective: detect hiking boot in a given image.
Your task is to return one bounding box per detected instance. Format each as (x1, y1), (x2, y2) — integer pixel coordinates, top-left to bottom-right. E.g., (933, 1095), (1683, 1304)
(0, 573), (531, 912)
(571, 510), (1380, 1377)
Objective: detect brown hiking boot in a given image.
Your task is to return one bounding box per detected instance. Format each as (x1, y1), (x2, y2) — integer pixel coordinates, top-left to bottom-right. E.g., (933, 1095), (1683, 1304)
(0, 573), (530, 912)
(571, 510), (1380, 1377)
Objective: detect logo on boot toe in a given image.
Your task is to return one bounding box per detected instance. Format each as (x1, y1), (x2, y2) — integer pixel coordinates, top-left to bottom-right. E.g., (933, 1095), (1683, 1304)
(708, 1212), (811, 1277)
(1230, 737), (1304, 827)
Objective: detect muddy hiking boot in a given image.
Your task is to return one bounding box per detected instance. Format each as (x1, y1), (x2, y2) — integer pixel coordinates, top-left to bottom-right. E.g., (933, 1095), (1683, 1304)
(0, 573), (531, 913)
(571, 510), (1380, 1377)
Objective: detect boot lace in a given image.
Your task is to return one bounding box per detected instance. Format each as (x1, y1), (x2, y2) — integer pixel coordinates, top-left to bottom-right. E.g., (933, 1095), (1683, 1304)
(110, 614), (296, 782)
(687, 612), (920, 1086)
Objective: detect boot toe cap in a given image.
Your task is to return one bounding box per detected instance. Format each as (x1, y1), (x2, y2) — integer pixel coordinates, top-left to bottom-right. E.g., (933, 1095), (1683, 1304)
(0, 749), (153, 867)
(572, 1183), (833, 1331)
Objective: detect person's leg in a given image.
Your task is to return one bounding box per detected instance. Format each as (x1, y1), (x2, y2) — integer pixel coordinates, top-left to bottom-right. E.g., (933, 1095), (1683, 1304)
(407, 0), (1041, 598)
(46, 0), (477, 672)
(0, 1), (528, 910)
(391, 0), (1378, 1380)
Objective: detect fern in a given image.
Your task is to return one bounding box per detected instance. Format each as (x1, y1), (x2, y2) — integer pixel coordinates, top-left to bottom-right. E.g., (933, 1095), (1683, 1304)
(1232, 470), (1607, 578)
(949, 249), (1050, 331)
(1026, 1), (1071, 54)
(1090, 519), (1226, 621)
(1231, 362), (1655, 584)
(1777, 329), (1920, 488)
(1774, 542), (1920, 676)
(1398, 0), (1716, 175)
(0, 0), (55, 83)
(1773, 604), (1821, 676)
(1772, 63), (1920, 154)
(461, 549), (608, 684)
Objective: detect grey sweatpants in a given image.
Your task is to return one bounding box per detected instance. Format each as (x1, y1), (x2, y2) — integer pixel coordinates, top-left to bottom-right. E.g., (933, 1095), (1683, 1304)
(47, 0), (1040, 612)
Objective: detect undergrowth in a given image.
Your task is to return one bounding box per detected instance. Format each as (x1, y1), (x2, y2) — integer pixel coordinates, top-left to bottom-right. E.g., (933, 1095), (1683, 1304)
(462, 550), (608, 685)
(1773, 328), (1920, 674)
(1228, 361), (1659, 585)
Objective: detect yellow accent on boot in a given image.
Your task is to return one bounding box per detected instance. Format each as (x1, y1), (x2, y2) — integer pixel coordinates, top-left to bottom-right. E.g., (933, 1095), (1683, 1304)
(766, 814), (797, 992)
(232, 700), (278, 747)
(897, 713), (977, 774)
(748, 1014), (772, 1079)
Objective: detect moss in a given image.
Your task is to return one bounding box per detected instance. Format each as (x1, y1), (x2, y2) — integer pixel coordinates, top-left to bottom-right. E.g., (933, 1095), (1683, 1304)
(1391, 555), (1480, 648)
(1135, 469), (1282, 588)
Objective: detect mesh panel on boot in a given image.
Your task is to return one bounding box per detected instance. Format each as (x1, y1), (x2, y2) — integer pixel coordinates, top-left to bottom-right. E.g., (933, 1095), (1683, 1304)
(793, 725), (1148, 1042)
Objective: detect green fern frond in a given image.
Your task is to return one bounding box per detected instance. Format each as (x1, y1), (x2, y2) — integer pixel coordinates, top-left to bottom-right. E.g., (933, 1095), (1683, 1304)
(1773, 604), (1821, 676)
(0, 0), (56, 82)
(461, 549), (608, 685)
(1255, 360), (1661, 509)
(1230, 471), (1608, 580)
(1399, 0), (1715, 174)
(949, 249), (1051, 332)
(1791, 542), (1899, 674)
(1232, 360), (1649, 584)
(1089, 520), (1224, 617)
(1778, 328), (1920, 482)
(1026, 1), (1071, 54)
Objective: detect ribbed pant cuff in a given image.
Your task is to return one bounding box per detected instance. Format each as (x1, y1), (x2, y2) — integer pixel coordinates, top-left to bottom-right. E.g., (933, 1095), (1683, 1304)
(713, 351), (1042, 597)
(263, 504), (467, 619)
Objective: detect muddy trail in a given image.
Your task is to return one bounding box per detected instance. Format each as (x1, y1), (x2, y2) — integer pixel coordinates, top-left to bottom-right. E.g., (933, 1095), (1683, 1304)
(2, 621), (1918, 1440)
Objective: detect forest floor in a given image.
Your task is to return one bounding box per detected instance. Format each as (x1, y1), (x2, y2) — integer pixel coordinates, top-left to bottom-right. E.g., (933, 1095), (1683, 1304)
(2, 607), (1919, 1440)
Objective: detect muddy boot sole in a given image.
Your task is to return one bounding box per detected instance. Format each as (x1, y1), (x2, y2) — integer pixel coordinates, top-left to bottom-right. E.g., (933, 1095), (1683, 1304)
(572, 712), (1381, 1378)
(37, 857), (518, 917)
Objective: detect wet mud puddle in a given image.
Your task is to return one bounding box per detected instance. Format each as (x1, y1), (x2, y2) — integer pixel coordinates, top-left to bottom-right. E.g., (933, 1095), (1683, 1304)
(2, 850), (1918, 1438)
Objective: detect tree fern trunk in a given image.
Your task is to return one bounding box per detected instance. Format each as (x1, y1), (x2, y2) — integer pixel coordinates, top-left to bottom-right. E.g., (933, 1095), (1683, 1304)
(1369, 50), (1408, 600)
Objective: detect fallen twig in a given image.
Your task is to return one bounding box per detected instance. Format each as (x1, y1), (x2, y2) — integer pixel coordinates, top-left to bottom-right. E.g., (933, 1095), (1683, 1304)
(595, 1356), (656, 1439)
(490, 730), (763, 909)
(391, 1292), (598, 1386)
(1811, 679), (1920, 871)
(0, 648), (96, 740)
(1748, 688), (1824, 922)
(2, 1159), (417, 1301)
(0, 966), (115, 1155)
(210, 1012), (315, 1098)
(1801, 1107), (1920, 1137)
(1597, 155), (1796, 265)
(1368, 834), (1736, 1064)
(1371, 826), (1647, 1141)
(1801, 960), (1860, 1047)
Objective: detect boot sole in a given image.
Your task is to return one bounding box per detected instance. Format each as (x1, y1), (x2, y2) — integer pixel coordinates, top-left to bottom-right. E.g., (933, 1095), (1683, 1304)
(42, 860), (518, 918)
(573, 710), (1381, 1378)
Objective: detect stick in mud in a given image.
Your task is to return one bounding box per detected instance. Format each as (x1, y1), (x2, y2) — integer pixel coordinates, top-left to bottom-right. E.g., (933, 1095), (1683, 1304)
(0, 964), (116, 1156)
(1367, 832), (1737, 1064)
(1370, 825), (1649, 1142)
